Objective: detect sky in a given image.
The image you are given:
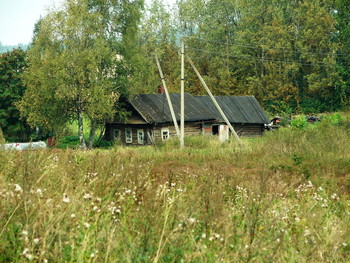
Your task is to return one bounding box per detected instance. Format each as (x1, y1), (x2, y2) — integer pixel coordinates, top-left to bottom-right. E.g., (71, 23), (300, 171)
(0, 0), (64, 45)
(0, 0), (176, 46)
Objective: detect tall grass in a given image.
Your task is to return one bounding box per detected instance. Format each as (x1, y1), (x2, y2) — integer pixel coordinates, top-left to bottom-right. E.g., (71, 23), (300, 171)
(0, 123), (350, 262)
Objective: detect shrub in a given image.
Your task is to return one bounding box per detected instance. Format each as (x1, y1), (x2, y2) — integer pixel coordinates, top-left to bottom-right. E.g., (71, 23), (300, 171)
(290, 115), (308, 129)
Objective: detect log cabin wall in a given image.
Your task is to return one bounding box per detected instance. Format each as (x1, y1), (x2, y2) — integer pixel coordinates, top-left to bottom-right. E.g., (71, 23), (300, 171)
(233, 124), (265, 137)
(105, 122), (203, 146)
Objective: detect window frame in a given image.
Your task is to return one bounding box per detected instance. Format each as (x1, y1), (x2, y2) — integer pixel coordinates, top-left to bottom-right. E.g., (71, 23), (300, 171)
(137, 129), (144, 144)
(161, 128), (170, 141)
(125, 128), (132, 143)
(113, 129), (119, 141)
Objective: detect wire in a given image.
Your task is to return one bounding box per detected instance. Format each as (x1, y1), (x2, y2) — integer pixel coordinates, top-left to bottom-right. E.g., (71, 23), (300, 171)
(183, 36), (350, 58)
(185, 46), (350, 68)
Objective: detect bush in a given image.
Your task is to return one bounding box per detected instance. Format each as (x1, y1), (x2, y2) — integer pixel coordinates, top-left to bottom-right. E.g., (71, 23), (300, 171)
(290, 115), (309, 129)
(93, 139), (114, 148)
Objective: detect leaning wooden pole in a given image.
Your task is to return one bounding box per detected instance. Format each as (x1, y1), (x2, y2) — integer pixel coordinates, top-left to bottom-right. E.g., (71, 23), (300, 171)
(180, 41), (185, 149)
(186, 55), (243, 145)
(155, 55), (180, 138)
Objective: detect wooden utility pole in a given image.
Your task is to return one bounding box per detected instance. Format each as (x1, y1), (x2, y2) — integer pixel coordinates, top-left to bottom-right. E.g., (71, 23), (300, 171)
(180, 41), (185, 149)
(186, 55), (243, 146)
(155, 55), (180, 138)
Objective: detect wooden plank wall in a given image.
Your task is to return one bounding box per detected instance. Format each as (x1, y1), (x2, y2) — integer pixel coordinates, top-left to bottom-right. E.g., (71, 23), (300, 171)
(104, 123), (265, 146)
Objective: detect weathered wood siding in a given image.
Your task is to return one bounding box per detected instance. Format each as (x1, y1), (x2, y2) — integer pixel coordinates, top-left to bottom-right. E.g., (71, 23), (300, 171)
(233, 124), (265, 137)
(105, 122), (203, 146)
(104, 122), (265, 146)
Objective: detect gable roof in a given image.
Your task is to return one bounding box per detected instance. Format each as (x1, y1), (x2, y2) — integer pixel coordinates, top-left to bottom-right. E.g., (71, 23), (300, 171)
(194, 96), (270, 124)
(129, 93), (216, 124)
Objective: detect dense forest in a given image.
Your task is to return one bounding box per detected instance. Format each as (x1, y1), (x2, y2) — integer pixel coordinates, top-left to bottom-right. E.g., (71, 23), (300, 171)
(1, 0), (350, 143)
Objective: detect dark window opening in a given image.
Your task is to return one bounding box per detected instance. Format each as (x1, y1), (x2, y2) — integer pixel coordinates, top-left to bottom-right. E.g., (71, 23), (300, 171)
(212, 125), (219, 135)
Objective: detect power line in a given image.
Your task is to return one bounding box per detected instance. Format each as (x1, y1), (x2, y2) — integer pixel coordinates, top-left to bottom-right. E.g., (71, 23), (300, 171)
(183, 36), (350, 58)
(185, 46), (350, 68)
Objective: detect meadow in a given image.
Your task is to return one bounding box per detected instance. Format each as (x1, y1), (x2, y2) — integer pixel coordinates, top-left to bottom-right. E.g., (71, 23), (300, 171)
(0, 117), (350, 262)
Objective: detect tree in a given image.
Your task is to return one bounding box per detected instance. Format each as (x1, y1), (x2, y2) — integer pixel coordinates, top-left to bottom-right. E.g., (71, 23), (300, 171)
(334, 0), (350, 107)
(0, 49), (33, 141)
(19, 0), (126, 148)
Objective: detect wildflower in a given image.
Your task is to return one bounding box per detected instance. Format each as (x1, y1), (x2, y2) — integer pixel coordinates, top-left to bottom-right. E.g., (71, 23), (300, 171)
(331, 193), (339, 200)
(22, 230), (28, 236)
(36, 188), (43, 196)
(295, 217), (300, 223)
(84, 222), (90, 228)
(22, 248), (33, 260)
(62, 194), (70, 203)
(83, 193), (92, 200)
(90, 253), (95, 258)
(14, 184), (23, 192)
(342, 243), (348, 247)
(33, 238), (40, 244)
(188, 218), (196, 224)
(71, 214), (76, 218)
(304, 229), (311, 236)
(201, 233), (206, 239)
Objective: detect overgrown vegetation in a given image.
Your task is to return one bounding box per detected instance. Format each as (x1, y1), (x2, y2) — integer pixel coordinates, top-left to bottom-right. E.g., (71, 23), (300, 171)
(1, 122), (349, 262)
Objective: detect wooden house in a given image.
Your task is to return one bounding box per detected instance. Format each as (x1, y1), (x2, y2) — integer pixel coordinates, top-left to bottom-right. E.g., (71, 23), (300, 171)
(195, 96), (270, 138)
(104, 93), (216, 145)
(104, 93), (270, 145)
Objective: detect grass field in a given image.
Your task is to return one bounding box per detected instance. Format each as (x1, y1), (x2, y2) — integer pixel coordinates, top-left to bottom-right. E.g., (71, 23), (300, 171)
(1, 119), (350, 262)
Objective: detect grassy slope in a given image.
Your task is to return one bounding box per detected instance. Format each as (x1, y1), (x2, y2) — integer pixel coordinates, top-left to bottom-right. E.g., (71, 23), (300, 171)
(0, 123), (350, 262)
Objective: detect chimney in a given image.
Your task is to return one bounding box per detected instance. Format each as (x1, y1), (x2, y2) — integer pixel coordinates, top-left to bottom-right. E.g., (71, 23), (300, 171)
(157, 85), (165, 94)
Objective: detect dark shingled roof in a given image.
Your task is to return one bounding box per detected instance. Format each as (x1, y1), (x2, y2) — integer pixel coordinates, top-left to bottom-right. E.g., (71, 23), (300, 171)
(194, 96), (270, 124)
(129, 93), (216, 124)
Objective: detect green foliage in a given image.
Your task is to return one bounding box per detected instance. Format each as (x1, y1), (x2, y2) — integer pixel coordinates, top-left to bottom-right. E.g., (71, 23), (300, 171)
(290, 116), (309, 129)
(320, 112), (343, 127)
(93, 139), (114, 148)
(0, 49), (34, 141)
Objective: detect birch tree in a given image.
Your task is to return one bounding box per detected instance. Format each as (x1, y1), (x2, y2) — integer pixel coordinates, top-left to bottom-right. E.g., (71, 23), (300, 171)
(20, 0), (124, 148)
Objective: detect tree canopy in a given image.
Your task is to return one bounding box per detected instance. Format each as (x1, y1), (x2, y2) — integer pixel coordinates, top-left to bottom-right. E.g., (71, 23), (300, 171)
(0, 48), (33, 141)
(20, 0), (143, 148)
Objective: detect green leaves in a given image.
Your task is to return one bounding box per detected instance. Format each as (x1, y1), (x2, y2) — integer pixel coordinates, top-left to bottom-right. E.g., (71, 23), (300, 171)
(0, 49), (34, 141)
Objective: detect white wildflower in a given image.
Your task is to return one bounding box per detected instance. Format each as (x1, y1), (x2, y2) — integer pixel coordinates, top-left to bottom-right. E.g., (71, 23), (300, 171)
(14, 184), (23, 192)
(188, 218), (196, 224)
(84, 222), (90, 228)
(62, 194), (70, 203)
(83, 193), (92, 200)
(33, 238), (40, 244)
(36, 188), (43, 197)
(71, 214), (76, 218)
(22, 230), (28, 236)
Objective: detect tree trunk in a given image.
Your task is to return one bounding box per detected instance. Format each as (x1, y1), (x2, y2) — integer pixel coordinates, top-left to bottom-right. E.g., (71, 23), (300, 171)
(78, 111), (86, 149)
(87, 120), (96, 149)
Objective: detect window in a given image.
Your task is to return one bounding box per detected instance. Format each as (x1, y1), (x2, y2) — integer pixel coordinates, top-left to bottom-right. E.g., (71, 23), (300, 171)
(161, 128), (170, 141)
(137, 129), (144, 144)
(125, 128), (132, 143)
(113, 129), (119, 140)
